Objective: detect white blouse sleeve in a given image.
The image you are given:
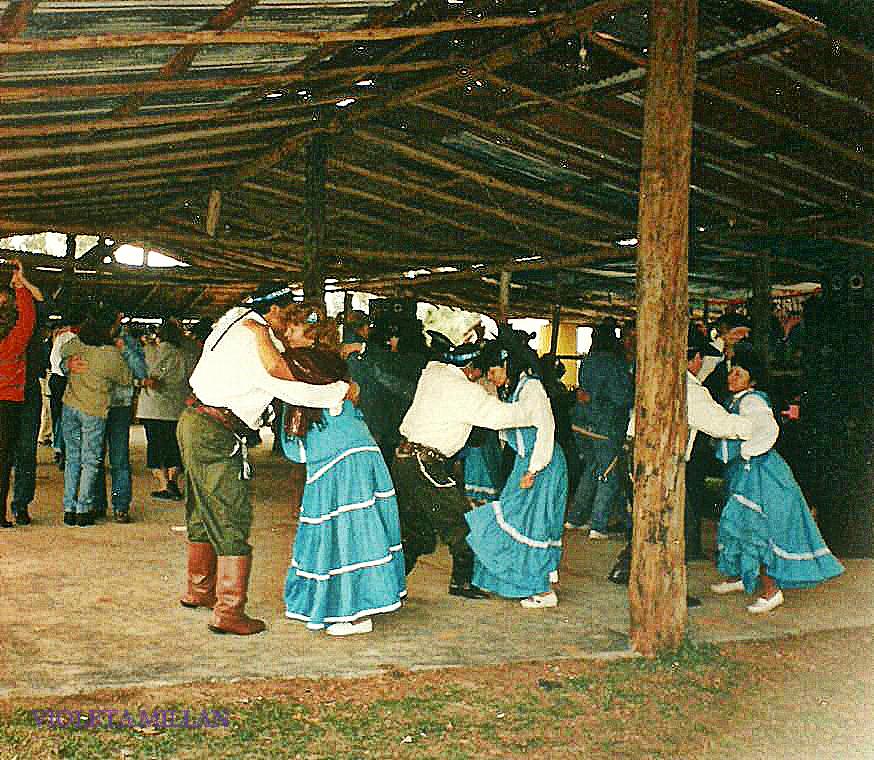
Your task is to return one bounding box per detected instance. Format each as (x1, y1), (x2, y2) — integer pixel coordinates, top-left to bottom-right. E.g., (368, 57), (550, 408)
(738, 393), (779, 458)
(519, 379), (555, 474)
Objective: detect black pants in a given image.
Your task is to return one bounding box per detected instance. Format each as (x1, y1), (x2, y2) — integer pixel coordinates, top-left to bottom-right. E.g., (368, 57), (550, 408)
(391, 453), (475, 585)
(0, 400), (24, 519)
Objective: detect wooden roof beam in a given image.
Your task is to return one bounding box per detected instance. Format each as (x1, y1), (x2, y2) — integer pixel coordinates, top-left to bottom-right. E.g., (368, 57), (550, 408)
(0, 61), (451, 104)
(355, 127), (632, 230)
(587, 31), (874, 174)
(740, 0), (874, 65)
(112, 0), (263, 118)
(0, 1), (37, 41)
(0, 13), (572, 55)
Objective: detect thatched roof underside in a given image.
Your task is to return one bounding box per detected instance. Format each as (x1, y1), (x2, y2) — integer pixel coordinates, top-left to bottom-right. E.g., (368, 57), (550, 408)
(0, 0), (871, 320)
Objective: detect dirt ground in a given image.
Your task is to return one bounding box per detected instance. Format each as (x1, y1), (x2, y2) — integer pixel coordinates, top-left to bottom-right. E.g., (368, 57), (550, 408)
(1, 427), (872, 758)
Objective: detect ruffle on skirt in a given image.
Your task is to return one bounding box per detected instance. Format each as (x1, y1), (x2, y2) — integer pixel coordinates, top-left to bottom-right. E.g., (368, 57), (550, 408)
(285, 441), (406, 629)
(716, 450), (844, 594)
(466, 447), (567, 599)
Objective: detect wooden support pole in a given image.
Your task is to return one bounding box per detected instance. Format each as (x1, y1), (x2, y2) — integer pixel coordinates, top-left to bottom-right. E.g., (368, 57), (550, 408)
(630, 0), (698, 657)
(498, 271), (511, 323)
(549, 303), (562, 356)
(205, 189), (222, 237)
(303, 134), (328, 303)
(752, 251), (772, 373)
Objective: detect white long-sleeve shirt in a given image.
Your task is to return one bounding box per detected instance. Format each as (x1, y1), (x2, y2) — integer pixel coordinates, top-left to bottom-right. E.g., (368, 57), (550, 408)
(733, 389), (779, 459)
(627, 371), (752, 460)
(399, 361), (537, 458)
(501, 375), (555, 475)
(188, 307), (348, 429)
(686, 371), (752, 460)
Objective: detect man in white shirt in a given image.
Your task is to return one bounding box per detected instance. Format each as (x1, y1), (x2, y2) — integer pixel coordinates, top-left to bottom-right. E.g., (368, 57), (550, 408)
(392, 343), (537, 599)
(177, 302), (349, 636)
(614, 330), (753, 604)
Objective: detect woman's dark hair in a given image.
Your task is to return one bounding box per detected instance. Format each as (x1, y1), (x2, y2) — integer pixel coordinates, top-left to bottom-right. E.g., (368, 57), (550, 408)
(157, 319), (184, 347)
(497, 327), (541, 399)
(732, 343), (768, 388)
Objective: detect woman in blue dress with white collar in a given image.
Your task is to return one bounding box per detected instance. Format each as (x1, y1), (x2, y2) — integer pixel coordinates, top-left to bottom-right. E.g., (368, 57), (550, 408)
(465, 329), (568, 609)
(711, 344), (843, 613)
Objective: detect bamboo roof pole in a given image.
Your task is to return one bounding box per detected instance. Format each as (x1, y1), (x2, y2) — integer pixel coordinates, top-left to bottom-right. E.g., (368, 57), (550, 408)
(205, 190), (222, 238)
(630, 0), (698, 657)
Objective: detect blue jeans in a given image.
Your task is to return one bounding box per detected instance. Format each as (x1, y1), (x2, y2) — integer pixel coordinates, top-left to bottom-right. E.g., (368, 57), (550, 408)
(567, 436), (623, 533)
(62, 404), (107, 515)
(12, 380), (42, 513)
(94, 406), (133, 514)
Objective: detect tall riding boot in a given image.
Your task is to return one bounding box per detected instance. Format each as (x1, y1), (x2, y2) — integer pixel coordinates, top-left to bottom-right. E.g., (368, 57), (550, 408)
(180, 542), (217, 609)
(207, 555), (266, 635)
(448, 540), (489, 599)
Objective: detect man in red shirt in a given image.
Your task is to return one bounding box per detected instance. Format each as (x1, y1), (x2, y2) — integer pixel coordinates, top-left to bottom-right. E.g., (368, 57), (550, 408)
(0, 260), (36, 528)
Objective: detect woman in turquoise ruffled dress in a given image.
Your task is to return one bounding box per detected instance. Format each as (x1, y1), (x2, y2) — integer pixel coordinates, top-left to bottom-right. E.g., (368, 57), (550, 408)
(465, 331), (568, 609)
(711, 344), (843, 614)
(246, 306), (406, 636)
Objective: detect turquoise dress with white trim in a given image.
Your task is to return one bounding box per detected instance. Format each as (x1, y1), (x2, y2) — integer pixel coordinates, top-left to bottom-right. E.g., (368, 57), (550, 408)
(715, 390), (844, 594)
(282, 400), (406, 629)
(463, 430), (504, 505)
(465, 376), (568, 598)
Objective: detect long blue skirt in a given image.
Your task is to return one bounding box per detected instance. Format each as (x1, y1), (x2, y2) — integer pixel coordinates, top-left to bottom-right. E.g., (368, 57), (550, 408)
(464, 431), (504, 505)
(466, 443), (567, 598)
(283, 402), (407, 629)
(717, 449), (844, 594)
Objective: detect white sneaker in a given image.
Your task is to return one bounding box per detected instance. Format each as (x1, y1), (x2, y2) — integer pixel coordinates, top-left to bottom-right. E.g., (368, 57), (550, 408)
(564, 522), (589, 531)
(520, 591), (558, 609)
(326, 618), (373, 636)
(747, 590), (784, 614)
(588, 529), (609, 540)
(710, 579), (745, 595)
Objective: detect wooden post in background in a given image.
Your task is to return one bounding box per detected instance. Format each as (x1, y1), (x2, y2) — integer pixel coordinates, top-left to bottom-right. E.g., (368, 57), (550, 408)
(752, 252), (772, 374)
(303, 134), (328, 302)
(549, 302), (561, 356)
(205, 189), (222, 237)
(498, 270), (511, 323)
(630, 0), (698, 656)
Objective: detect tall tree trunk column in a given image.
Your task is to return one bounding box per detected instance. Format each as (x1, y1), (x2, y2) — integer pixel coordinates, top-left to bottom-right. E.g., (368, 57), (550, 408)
(630, 0), (698, 656)
(303, 134), (328, 302)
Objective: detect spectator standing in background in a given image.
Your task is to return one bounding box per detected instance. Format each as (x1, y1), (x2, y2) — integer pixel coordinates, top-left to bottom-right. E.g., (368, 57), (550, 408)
(10, 267), (49, 526)
(0, 261), (36, 528)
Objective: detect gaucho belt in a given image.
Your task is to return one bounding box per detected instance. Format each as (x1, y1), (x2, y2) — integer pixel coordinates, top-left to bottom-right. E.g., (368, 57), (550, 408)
(396, 437), (456, 489)
(396, 437), (447, 462)
(186, 396), (253, 436)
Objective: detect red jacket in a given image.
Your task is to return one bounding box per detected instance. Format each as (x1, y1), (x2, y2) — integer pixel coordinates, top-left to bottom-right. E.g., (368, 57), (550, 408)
(0, 287), (36, 402)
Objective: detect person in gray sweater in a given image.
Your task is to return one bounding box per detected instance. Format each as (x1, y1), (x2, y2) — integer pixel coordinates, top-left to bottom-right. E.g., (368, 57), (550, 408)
(138, 320), (191, 501)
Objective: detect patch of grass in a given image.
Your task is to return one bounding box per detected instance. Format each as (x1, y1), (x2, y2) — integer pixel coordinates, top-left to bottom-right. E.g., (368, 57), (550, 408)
(0, 647), (751, 760)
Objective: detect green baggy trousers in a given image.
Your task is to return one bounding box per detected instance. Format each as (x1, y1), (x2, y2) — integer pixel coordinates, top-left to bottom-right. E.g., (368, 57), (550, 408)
(176, 407), (253, 556)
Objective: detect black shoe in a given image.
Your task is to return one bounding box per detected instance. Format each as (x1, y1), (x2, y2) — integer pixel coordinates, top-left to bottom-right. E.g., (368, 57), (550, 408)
(151, 489), (175, 500)
(76, 512), (95, 528)
(54, 452), (65, 470)
(448, 583), (491, 599)
(686, 595), (702, 609)
(166, 482), (184, 501)
(13, 509), (31, 526)
(0, 517), (14, 528)
(114, 511), (131, 524)
(63, 512), (77, 527)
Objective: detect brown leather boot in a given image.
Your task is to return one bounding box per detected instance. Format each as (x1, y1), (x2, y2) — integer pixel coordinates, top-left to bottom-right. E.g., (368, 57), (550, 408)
(207, 555), (266, 635)
(180, 542), (217, 609)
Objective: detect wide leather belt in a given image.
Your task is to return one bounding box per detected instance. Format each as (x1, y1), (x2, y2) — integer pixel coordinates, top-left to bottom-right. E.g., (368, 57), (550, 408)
(396, 437), (447, 462)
